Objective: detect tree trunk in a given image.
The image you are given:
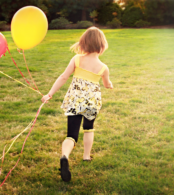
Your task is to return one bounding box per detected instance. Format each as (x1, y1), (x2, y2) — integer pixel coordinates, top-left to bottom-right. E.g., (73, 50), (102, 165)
(82, 8), (87, 21)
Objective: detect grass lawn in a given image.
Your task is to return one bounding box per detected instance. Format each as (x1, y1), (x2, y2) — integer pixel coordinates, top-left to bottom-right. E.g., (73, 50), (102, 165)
(0, 29), (174, 195)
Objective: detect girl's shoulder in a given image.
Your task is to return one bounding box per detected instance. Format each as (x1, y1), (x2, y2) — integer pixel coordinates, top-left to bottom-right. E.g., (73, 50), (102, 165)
(99, 60), (108, 70)
(73, 53), (84, 59)
(99, 62), (109, 76)
(100, 61), (108, 68)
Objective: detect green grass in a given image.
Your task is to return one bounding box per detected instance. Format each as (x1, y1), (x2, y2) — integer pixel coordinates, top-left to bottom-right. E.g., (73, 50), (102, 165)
(0, 29), (174, 194)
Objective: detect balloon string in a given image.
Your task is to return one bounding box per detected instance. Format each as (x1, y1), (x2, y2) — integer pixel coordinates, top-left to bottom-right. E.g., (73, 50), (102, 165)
(17, 48), (23, 54)
(22, 50), (40, 93)
(0, 101), (47, 188)
(0, 146), (6, 176)
(0, 158), (20, 187)
(21, 102), (45, 153)
(7, 48), (36, 90)
(0, 71), (42, 96)
(0, 121), (33, 160)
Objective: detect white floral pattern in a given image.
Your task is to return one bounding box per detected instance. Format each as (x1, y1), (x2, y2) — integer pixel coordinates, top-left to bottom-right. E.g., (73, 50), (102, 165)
(61, 77), (102, 120)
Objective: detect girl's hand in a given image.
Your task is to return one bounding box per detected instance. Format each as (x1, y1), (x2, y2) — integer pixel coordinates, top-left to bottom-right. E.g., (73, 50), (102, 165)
(41, 94), (52, 103)
(107, 81), (113, 89)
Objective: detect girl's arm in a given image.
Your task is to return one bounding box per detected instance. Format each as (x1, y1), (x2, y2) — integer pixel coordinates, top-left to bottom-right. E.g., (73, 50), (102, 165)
(41, 56), (75, 102)
(102, 67), (113, 89)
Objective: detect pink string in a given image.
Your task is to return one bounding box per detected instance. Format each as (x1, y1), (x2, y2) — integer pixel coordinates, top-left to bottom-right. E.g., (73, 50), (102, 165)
(0, 102), (45, 187)
(22, 50), (41, 93)
(7, 48), (37, 91)
(0, 146), (6, 176)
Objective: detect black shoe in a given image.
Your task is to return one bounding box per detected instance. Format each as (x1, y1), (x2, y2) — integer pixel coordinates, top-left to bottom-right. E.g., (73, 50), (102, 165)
(60, 155), (71, 182)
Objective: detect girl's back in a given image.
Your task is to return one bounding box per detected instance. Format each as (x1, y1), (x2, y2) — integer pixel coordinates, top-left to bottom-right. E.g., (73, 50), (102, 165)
(79, 54), (105, 75)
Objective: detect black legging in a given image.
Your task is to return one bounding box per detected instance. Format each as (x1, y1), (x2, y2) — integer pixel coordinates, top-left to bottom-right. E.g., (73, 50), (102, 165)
(67, 115), (95, 143)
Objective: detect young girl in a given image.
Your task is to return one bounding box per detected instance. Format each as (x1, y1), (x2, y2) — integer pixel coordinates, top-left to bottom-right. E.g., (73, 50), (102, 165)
(41, 27), (113, 182)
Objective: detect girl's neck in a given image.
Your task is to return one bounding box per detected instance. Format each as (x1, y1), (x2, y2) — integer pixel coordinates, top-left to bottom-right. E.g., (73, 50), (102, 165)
(85, 52), (99, 58)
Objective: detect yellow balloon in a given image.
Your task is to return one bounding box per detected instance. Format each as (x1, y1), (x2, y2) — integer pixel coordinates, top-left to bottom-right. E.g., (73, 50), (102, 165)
(11, 6), (48, 50)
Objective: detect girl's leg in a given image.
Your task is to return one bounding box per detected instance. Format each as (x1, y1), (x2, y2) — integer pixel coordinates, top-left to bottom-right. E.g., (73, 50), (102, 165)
(83, 132), (94, 160)
(60, 115), (82, 182)
(62, 115), (82, 158)
(83, 117), (95, 160)
(62, 139), (74, 159)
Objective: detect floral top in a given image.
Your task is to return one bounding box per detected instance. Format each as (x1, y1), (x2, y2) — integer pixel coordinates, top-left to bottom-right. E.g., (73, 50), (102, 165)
(61, 55), (106, 120)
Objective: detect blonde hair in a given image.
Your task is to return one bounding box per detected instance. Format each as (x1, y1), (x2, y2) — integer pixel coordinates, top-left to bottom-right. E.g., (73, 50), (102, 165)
(70, 27), (108, 55)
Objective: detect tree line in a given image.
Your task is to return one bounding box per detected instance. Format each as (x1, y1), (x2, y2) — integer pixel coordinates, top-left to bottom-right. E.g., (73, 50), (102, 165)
(0, 0), (174, 28)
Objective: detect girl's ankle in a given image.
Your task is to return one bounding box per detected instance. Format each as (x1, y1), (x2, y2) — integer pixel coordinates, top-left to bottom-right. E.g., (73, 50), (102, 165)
(83, 155), (90, 159)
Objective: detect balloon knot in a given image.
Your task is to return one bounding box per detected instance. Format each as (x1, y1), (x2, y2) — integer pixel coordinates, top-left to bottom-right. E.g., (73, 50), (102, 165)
(17, 48), (23, 54)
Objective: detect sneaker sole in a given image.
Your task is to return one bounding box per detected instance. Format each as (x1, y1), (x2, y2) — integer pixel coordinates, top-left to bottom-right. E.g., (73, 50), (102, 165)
(60, 157), (71, 182)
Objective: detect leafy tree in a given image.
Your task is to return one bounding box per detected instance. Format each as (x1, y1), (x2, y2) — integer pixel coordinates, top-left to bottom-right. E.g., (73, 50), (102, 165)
(122, 5), (143, 27)
(117, 0), (145, 9)
(0, 0), (51, 23)
(90, 10), (98, 24)
(0, 0), (35, 22)
(42, 0), (113, 22)
(45, 0), (65, 21)
(144, 0), (174, 25)
(98, 2), (122, 24)
(37, 0), (50, 15)
(61, 0), (113, 21)
(57, 9), (69, 18)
